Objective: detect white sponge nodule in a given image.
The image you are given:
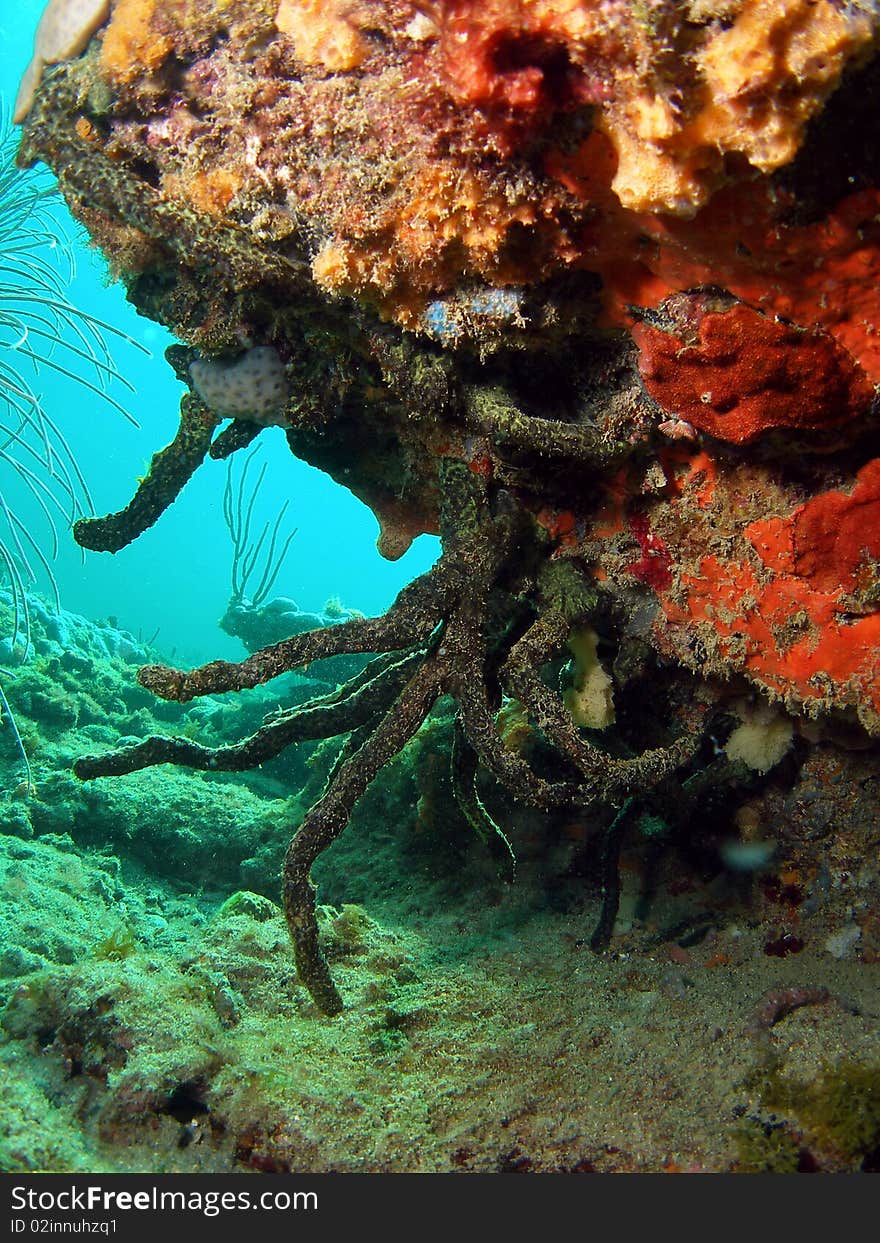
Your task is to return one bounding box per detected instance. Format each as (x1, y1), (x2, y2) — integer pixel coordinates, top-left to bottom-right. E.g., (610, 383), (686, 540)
(189, 347), (290, 426)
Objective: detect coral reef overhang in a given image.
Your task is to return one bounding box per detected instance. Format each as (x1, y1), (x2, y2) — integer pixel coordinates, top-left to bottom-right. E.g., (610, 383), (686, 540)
(16, 0), (880, 1012)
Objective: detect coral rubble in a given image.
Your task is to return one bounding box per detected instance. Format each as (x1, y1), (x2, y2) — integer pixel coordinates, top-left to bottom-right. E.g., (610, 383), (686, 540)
(13, 0), (880, 1018)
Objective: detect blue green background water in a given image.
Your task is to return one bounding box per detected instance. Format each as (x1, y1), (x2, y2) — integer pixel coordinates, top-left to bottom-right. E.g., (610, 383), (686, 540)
(0, 1), (438, 664)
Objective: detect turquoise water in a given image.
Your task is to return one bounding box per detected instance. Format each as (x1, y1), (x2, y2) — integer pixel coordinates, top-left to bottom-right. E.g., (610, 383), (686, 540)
(0, 3), (438, 666)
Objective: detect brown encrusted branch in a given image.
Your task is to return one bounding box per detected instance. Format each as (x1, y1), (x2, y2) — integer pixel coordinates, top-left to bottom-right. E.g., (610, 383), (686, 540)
(209, 419), (263, 461)
(74, 395), (220, 553)
(454, 672), (581, 811)
(589, 799), (640, 951)
(74, 456), (703, 1014)
(284, 550), (515, 1011)
(137, 552), (465, 701)
(450, 719), (517, 879)
(462, 384), (628, 469)
(74, 649), (426, 780)
(501, 611), (698, 801)
(283, 656), (447, 1015)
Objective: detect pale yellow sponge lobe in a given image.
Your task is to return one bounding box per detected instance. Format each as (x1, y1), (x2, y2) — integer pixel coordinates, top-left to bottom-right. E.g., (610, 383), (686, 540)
(14, 0), (110, 124)
(606, 0), (878, 215)
(563, 628), (615, 732)
(724, 700), (794, 774)
(275, 0), (368, 73)
(698, 0), (874, 172)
